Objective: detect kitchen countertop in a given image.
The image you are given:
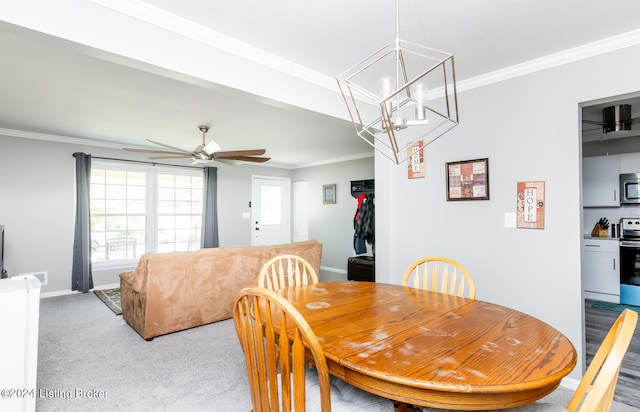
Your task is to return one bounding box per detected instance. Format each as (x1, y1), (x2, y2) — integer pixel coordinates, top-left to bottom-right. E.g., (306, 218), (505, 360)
(583, 235), (619, 241)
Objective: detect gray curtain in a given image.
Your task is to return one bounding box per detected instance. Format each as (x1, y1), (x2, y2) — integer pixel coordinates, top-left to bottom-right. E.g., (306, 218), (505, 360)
(202, 166), (219, 248)
(71, 152), (94, 292)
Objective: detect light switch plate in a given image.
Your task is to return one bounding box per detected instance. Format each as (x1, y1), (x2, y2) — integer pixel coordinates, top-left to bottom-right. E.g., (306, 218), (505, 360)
(504, 212), (517, 228)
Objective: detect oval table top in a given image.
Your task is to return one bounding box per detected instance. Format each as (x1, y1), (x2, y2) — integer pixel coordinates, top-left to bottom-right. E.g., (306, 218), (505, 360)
(278, 281), (577, 410)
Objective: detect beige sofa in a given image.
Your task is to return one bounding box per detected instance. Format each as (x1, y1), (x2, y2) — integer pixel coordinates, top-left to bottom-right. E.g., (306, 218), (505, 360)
(119, 240), (322, 340)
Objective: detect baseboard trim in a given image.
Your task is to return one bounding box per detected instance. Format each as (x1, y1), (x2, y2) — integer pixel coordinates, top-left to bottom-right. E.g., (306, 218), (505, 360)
(40, 282), (120, 299)
(320, 266), (347, 275)
(560, 376), (580, 391)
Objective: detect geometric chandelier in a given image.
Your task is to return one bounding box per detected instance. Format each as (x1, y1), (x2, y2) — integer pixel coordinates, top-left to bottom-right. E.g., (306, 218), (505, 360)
(336, 0), (459, 164)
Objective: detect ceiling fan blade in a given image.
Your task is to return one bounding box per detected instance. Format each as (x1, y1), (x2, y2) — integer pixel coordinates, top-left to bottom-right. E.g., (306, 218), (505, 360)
(146, 139), (194, 155)
(123, 147), (188, 156)
(148, 155), (192, 159)
(215, 149), (266, 157)
(191, 158), (215, 165)
(214, 158), (243, 166)
(215, 155), (271, 163)
(582, 119), (605, 125)
(583, 116), (640, 126)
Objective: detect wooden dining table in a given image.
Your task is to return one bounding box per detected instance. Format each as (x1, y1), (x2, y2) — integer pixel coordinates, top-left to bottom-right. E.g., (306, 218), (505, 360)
(277, 281), (577, 410)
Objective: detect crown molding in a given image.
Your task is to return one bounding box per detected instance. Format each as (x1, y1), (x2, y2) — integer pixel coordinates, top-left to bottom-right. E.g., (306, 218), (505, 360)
(0, 128), (126, 150)
(89, 0), (335, 91)
(457, 28), (640, 93)
(91, 0), (640, 96)
(292, 151), (374, 170)
(0, 127), (373, 169)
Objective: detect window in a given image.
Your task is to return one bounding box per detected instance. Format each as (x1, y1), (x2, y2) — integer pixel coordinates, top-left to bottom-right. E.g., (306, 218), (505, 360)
(90, 161), (204, 265)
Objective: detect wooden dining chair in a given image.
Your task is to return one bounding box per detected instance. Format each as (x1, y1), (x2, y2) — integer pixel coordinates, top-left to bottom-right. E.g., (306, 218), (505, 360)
(258, 254), (318, 291)
(233, 286), (394, 412)
(562, 308), (638, 412)
(402, 256), (476, 299)
(420, 308), (638, 412)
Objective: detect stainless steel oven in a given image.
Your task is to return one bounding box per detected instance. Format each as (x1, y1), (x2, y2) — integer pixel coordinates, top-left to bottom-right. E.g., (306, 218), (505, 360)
(619, 218), (640, 305)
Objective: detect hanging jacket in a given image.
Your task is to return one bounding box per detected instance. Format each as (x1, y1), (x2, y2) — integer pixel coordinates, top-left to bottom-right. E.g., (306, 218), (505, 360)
(353, 194), (366, 229)
(354, 194), (375, 248)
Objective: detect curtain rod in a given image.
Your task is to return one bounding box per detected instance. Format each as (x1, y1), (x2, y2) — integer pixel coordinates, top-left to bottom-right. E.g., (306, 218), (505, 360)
(90, 156), (206, 170)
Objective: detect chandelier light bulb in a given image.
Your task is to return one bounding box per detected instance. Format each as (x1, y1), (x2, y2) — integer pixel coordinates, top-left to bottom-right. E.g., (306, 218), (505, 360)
(377, 75), (397, 127)
(377, 75), (396, 97)
(412, 82), (428, 121)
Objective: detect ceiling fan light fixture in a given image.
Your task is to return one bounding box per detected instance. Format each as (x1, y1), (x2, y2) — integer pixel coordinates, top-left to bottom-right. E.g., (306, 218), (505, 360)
(202, 140), (222, 155)
(197, 125), (221, 155)
(336, 0), (459, 164)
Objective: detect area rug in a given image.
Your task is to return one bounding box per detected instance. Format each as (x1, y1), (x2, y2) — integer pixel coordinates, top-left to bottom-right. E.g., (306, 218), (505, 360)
(94, 288), (122, 315)
(591, 300), (640, 314)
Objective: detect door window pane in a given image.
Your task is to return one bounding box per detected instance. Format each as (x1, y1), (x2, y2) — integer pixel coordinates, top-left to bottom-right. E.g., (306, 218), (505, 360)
(261, 186), (281, 225)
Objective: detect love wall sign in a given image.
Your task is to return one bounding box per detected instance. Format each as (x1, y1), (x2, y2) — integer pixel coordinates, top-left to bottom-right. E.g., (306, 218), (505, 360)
(517, 181), (545, 229)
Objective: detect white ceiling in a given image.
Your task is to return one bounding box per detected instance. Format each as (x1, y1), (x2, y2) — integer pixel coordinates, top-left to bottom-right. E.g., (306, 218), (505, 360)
(2, 0), (640, 167)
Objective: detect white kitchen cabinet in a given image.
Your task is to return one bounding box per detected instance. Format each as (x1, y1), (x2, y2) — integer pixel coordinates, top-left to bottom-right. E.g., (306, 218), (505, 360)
(582, 238), (620, 303)
(582, 155), (620, 207)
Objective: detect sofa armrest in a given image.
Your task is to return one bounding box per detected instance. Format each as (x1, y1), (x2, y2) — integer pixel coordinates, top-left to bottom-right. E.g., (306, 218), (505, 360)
(119, 254), (150, 293)
(119, 270), (135, 287)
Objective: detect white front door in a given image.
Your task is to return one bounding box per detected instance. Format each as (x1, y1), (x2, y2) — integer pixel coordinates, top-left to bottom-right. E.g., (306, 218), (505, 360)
(251, 176), (291, 246)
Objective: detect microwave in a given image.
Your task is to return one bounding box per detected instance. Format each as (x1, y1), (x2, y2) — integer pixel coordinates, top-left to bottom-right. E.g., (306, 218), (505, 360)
(621, 173), (640, 204)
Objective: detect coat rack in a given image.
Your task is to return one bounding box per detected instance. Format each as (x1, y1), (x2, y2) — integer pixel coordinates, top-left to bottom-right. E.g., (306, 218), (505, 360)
(351, 179), (374, 198)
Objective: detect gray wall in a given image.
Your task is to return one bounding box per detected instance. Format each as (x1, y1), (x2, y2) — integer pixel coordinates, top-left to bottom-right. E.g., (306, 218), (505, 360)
(376, 44), (640, 382)
(0, 135), (292, 293)
(0, 134), (370, 293)
(293, 157), (374, 276)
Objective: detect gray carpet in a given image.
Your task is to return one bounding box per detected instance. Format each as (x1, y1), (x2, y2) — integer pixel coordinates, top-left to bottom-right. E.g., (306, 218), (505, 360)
(37, 293), (251, 411)
(36, 293), (640, 412)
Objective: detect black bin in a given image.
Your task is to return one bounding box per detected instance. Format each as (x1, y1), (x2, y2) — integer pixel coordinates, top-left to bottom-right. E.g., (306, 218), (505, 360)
(347, 256), (375, 282)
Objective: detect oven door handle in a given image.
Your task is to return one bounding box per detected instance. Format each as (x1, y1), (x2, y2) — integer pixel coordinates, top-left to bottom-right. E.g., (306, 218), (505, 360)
(620, 240), (640, 247)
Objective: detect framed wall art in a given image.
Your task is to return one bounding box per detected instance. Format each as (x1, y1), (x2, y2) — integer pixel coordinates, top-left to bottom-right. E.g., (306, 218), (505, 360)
(517, 181), (545, 229)
(323, 184), (336, 204)
(446, 158), (489, 201)
(407, 140), (425, 179)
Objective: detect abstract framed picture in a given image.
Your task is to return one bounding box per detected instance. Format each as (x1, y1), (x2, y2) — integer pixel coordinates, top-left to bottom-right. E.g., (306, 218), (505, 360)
(517, 181), (545, 229)
(446, 158), (489, 201)
(323, 184), (336, 204)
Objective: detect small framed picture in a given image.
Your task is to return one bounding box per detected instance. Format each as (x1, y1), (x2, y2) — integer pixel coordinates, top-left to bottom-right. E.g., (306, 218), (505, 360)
(407, 140), (425, 179)
(323, 184), (336, 204)
(446, 158), (489, 201)
(517, 181), (545, 229)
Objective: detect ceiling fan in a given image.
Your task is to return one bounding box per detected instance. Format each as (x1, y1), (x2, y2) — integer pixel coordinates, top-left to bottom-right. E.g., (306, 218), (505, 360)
(123, 126), (270, 165)
(582, 104), (640, 140)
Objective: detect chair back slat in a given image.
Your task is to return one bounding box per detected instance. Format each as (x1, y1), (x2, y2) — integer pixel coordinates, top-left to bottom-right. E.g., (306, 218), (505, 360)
(402, 256), (475, 299)
(259, 255), (319, 291)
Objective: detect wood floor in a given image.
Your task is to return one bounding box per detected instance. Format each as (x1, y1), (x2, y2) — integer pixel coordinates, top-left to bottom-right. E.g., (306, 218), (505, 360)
(585, 299), (640, 409)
